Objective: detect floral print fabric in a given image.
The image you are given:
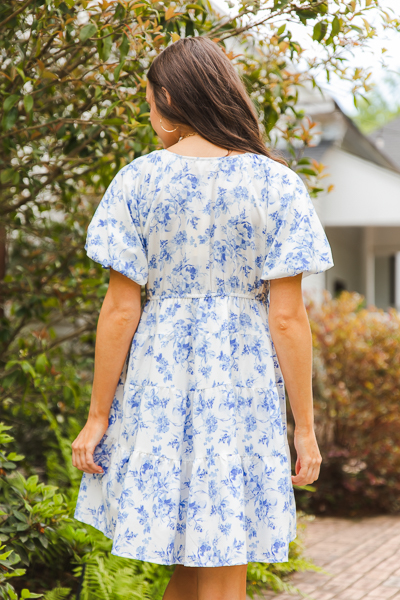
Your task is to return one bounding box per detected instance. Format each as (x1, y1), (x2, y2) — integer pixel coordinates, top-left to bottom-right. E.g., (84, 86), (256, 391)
(74, 149), (333, 566)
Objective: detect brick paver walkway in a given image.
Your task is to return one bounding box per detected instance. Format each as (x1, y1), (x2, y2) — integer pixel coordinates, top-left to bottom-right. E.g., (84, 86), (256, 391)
(256, 516), (400, 600)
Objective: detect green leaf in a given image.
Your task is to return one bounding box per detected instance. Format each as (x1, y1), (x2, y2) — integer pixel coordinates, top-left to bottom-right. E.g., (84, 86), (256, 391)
(317, 1), (328, 15)
(35, 353), (49, 375)
(295, 8), (316, 20)
(313, 21), (328, 42)
(79, 23), (97, 42)
(16, 67), (26, 82)
(24, 539), (36, 551)
(24, 95), (33, 113)
(1, 168), (14, 184)
(114, 60), (125, 83)
(332, 15), (340, 37)
(3, 95), (19, 112)
(12, 509), (28, 522)
(3, 106), (18, 130)
(26, 475), (39, 487)
(119, 33), (129, 61)
(101, 32), (113, 62)
(7, 452), (25, 461)
(277, 24), (286, 36)
(263, 105), (279, 133)
(21, 590), (43, 599)
(298, 168), (317, 176)
(21, 361), (36, 378)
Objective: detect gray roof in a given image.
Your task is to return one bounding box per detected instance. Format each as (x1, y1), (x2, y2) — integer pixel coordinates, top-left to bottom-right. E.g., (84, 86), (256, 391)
(369, 116), (400, 173)
(338, 105), (399, 173)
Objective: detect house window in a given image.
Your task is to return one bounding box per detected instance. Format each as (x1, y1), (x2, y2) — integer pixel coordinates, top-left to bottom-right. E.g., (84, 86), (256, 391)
(375, 255), (396, 310)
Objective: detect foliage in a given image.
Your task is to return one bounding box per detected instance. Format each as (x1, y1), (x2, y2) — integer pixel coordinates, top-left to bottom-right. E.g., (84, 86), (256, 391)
(0, 422), (103, 598)
(296, 292), (400, 516)
(1, 0), (400, 595)
(73, 540), (173, 600)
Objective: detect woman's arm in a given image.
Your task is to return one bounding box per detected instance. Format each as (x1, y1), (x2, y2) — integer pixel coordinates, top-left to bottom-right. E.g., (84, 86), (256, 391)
(268, 273), (322, 486)
(72, 268), (142, 474)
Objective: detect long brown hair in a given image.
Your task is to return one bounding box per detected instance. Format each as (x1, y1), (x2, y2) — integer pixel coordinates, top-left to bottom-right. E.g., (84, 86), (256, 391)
(147, 37), (285, 163)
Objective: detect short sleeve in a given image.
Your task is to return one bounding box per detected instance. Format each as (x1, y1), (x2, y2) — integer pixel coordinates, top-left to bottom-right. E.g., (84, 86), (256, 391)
(85, 169), (148, 285)
(261, 170), (334, 280)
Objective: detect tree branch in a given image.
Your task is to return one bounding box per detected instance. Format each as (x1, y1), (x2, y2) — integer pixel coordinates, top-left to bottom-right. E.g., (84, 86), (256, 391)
(0, 0), (35, 29)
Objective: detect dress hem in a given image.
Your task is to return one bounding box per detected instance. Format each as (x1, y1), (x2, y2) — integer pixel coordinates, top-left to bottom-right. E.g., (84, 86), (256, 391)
(74, 513), (297, 567)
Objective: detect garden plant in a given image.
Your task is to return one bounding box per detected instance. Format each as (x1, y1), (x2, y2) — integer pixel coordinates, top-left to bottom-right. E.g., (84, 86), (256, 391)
(298, 292), (400, 516)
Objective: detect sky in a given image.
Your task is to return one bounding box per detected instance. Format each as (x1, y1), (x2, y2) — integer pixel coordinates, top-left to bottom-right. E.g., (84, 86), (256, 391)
(213, 0), (400, 115)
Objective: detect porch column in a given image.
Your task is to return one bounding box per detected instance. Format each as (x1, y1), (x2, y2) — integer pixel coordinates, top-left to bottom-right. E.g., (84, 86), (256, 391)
(363, 227), (375, 307)
(395, 252), (400, 312)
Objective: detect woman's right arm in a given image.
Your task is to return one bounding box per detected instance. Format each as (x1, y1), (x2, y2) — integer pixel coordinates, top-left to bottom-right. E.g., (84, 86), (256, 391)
(268, 273), (322, 486)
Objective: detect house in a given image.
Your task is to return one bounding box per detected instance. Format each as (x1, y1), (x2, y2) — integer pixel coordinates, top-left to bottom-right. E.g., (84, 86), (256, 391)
(296, 87), (400, 311)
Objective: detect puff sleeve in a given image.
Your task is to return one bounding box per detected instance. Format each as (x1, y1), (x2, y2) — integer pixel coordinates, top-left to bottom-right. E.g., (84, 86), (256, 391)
(261, 169), (334, 280)
(85, 167), (148, 285)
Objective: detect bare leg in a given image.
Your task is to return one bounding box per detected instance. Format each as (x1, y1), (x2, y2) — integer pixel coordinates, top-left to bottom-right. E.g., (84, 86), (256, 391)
(197, 564), (248, 600)
(163, 565), (198, 600)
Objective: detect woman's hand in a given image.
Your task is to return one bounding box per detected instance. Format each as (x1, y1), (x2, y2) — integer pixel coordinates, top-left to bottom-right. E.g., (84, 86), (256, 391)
(71, 416), (109, 474)
(291, 427), (322, 486)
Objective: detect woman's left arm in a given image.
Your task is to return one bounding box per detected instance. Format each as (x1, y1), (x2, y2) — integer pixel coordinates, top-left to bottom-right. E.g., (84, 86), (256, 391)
(72, 268), (142, 474)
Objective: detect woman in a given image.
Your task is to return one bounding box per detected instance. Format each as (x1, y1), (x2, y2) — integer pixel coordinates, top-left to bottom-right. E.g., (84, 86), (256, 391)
(73, 37), (333, 600)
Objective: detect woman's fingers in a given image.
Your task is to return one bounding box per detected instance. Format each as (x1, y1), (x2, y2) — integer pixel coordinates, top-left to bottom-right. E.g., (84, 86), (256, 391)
(73, 446), (103, 474)
(71, 416), (108, 474)
(73, 447), (84, 472)
(85, 448), (103, 474)
(292, 453), (321, 485)
(292, 461), (310, 485)
(292, 429), (322, 486)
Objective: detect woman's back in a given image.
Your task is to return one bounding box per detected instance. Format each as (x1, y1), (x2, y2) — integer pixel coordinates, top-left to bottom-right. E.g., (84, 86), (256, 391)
(86, 149), (332, 299)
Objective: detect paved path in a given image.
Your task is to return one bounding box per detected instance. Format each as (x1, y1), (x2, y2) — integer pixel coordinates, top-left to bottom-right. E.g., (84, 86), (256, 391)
(256, 516), (400, 600)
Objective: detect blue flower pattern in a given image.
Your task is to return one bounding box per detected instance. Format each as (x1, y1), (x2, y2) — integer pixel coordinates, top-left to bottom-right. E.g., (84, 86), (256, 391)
(74, 150), (333, 566)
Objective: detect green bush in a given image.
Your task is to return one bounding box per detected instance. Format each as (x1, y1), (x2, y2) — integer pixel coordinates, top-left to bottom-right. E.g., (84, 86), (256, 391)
(297, 292), (400, 516)
(0, 422), (92, 597)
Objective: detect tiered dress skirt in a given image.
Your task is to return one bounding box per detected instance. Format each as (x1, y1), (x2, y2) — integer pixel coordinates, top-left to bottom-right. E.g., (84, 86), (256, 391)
(74, 291), (297, 567)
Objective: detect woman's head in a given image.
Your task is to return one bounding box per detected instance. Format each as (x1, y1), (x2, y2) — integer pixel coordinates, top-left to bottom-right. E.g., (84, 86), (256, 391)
(146, 37), (284, 162)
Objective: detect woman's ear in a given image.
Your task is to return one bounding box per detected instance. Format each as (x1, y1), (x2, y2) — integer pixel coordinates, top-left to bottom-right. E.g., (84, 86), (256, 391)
(161, 86), (173, 106)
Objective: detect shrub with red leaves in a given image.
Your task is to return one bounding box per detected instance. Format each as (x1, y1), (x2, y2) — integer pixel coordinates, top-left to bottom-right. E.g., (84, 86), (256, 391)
(295, 291), (400, 516)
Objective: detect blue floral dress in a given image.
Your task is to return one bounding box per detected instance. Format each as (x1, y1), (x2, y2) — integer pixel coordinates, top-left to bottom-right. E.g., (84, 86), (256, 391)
(74, 149), (333, 567)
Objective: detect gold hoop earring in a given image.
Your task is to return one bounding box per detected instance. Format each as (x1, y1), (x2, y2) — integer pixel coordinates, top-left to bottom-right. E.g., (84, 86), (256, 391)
(160, 117), (177, 133)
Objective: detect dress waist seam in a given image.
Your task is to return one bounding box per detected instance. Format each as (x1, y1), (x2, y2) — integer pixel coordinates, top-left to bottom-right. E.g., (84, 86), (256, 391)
(146, 293), (264, 301)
